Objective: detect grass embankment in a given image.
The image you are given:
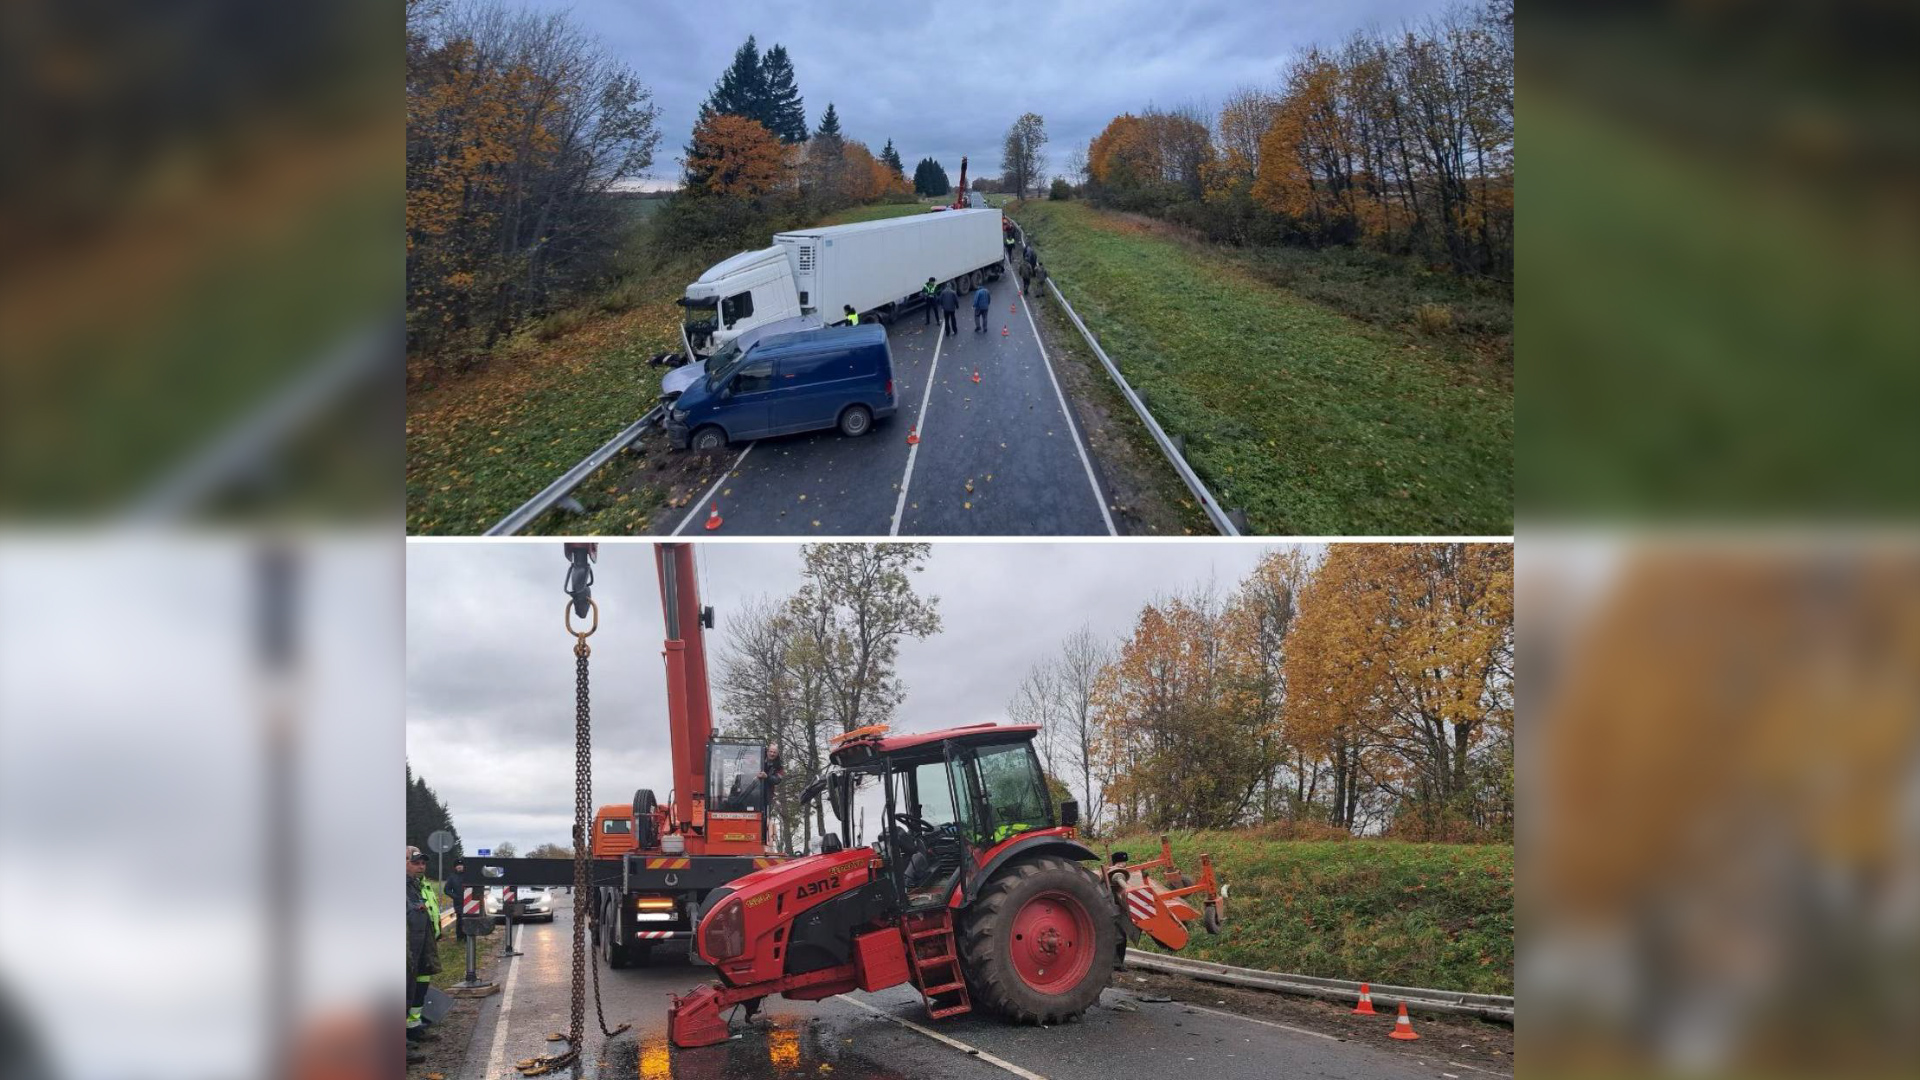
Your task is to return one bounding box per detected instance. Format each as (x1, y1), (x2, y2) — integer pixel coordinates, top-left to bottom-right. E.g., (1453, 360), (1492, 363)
(1014, 200), (1512, 534)
(405, 200), (923, 535)
(1108, 831), (1513, 995)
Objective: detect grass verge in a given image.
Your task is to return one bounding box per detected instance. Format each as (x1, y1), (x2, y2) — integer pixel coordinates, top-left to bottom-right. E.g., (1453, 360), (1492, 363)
(1013, 200), (1512, 534)
(1106, 831), (1513, 995)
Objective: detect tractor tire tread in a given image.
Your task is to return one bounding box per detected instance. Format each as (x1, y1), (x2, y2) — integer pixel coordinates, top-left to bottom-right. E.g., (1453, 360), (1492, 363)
(960, 854), (1115, 1027)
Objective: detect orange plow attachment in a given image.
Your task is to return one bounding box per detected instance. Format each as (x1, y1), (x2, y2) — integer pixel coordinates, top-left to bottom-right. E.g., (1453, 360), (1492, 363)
(1105, 836), (1227, 951)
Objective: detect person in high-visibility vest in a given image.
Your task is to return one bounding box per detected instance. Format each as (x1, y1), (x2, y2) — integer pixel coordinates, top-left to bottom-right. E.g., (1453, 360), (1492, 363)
(406, 846), (440, 1050)
(1003, 230), (1016, 265)
(841, 304), (859, 326)
(920, 277), (939, 326)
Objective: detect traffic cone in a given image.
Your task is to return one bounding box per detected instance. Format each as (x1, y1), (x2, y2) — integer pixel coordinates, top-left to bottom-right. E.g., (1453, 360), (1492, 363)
(1388, 1003), (1419, 1040)
(1002, 325), (1009, 337)
(971, 368), (981, 384)
(703, 502), (723, 531)
(1010, 302), (1016, 313)
(1352, 984), (1376, 1015)
(906, 424), (919, 445)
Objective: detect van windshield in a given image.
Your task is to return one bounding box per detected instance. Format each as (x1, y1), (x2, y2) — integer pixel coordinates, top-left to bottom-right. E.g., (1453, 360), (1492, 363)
(703, 338), (745, 391)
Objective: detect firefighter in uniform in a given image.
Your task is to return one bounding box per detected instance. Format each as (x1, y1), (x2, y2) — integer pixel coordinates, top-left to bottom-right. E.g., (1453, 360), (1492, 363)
(406, 846), (440, 1046)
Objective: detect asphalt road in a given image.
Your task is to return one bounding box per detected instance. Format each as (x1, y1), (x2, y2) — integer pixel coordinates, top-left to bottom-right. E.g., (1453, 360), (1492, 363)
(456, 907), (1491, 1080)
(669, 265), (1115, 537)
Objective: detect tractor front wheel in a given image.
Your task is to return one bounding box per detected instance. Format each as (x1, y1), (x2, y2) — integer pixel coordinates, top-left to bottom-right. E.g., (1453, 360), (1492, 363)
(961, 855), (1116, 1025)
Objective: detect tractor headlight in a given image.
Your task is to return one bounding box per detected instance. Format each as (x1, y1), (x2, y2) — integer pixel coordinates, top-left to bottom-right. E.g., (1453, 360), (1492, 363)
(701, 897), (746, 961)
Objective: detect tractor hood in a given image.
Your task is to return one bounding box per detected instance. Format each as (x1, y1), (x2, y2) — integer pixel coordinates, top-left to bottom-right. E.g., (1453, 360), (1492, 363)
(695, 847), (879, 987)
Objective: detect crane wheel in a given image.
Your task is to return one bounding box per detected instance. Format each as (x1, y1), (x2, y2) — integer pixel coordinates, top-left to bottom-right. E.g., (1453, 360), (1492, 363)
(961, 855), (1116, 1025)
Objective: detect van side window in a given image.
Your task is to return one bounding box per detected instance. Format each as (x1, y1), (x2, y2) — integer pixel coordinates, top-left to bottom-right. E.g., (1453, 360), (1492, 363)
(732, 358), (773, 394)
(721, 291), (754, 327)
(778, 351), (832, 382)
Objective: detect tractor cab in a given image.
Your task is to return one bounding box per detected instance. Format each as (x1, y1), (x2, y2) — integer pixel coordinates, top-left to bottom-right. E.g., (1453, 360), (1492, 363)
(820, 723), (1066, 914)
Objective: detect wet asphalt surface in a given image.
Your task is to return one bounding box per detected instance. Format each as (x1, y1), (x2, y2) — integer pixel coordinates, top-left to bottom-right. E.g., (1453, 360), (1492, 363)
(457, 907), (1484, 1080)
(668, 265), (1114, 537)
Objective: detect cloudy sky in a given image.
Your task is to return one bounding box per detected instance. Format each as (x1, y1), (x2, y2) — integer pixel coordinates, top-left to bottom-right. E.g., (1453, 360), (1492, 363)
(407, 540), (1317, 852)
(524, 0), (1453, 187)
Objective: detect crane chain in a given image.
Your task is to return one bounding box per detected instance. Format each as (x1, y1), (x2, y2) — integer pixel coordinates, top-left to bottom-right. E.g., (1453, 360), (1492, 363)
(520, 605), (619, 1074)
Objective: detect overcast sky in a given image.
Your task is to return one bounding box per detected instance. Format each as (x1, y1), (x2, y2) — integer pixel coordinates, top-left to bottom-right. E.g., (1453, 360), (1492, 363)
(526, 0), (1454, 187)
(407, 540), (1319, 852)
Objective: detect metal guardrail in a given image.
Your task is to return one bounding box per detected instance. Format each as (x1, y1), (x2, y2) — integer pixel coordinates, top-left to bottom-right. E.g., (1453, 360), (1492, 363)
(1125, 949), (1514, 1023)
(1041, 277), (1241, 536)
(485, 403), (666, 536)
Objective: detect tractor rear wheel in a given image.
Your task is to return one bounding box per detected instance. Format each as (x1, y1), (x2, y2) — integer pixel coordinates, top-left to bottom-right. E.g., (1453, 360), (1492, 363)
(961, 855), (1116, 1025)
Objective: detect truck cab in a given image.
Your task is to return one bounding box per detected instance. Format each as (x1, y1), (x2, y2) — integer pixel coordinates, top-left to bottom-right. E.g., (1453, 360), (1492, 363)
(591, 804), (637, 858)
(679, 246), (804, 360)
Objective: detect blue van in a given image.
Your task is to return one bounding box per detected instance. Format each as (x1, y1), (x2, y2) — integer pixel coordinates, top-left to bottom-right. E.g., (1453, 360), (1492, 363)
(667, 324), (897, 452)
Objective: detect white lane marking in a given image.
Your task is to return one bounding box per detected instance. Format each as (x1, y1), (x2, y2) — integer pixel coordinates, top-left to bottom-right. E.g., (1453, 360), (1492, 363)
(482, 938), (524, 1079)
(671, 444), (754, 535)
(837, 994), (1050, 1080)
(889, 324), (946, 536)
(1018, 285), (1117, 535)
(1445, 1062), (1514, 1078)
(1170, 1000), (1340, 1041)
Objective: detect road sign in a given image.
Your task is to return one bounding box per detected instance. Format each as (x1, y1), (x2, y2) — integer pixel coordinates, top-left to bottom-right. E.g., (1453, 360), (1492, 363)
(427, 830), (455, 854)
(477, 848), (491, 856)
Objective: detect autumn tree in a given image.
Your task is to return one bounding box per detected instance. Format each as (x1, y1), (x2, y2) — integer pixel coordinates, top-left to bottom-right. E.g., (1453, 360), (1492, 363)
(684, 113), (791, 197)
(1009, 626), (1114, 833)
(1001, 112), (1048, 200)
(524, 842), (573, 859)
(405, 2), (662, 354)
(1285, 544), (1513, 837)
(788, 543), (942, 734)
(716, 595), (812, 851)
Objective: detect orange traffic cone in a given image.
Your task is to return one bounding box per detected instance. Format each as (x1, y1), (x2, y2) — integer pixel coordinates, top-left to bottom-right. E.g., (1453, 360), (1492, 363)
(906, 424), (919, 445)
(1352, 984), (1376, 1015)
(1002, 325), (1009, 337)
(703, 503), (723, 531)
(1389, 1003), (1419, 1040)
(971, 368), (981, 384)
(1010, 302), (1016, 313)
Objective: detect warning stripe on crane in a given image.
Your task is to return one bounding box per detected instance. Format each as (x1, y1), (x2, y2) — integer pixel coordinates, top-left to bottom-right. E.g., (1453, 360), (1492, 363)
(1126, 887), (1156, 923)
(645, 857), (692, 869)
(752, 858), (779, 869)
(462, 894), (483, 916)
(632, 931), (686, 940)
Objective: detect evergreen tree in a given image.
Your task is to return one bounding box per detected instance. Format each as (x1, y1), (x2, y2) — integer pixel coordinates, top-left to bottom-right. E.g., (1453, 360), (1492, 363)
(880, 139), (904, 178)
(703, 35), (768, 122)
(815, 102), (841, 140)
(761, 44), (808, 143)
(927, 159), (951, 196)
(405, 762), (463, 872)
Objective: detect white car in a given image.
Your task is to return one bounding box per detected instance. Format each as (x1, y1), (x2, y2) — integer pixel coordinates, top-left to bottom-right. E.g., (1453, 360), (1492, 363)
(486, 885), (556, 922)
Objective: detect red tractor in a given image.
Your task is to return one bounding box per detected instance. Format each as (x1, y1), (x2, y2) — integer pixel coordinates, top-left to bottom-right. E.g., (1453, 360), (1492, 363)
(668, 721), (1226, 1047)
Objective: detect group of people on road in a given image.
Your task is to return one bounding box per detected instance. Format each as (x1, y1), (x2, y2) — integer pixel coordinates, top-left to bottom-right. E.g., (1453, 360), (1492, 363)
(908, 221), (1044, 338)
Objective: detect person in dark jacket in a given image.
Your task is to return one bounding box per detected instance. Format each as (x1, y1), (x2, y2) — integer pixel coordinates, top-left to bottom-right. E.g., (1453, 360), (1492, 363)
(1018, 260), (1032, 296)
(406, 847), (440, 1046)
(443, 858), (469, 941)
(756, 746), (786, 843)
(937, 283), (959, 335)
(972, 283), (992, 331)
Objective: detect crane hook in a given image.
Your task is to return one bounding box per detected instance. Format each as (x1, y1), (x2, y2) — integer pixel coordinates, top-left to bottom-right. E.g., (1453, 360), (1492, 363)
(563, 543), (597, 618)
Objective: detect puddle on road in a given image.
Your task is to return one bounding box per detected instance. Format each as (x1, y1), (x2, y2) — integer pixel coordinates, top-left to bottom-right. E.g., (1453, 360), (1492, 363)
(603, 1013), (913, 1080)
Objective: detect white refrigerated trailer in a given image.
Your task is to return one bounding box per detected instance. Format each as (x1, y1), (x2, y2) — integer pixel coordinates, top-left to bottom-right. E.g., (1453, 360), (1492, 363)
(674, 208), (1006, 363)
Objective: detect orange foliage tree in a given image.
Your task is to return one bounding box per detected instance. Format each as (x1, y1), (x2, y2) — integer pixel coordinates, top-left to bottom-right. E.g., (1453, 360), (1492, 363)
(685, 113), (792, 197)
(1285, 544), (1513, 837)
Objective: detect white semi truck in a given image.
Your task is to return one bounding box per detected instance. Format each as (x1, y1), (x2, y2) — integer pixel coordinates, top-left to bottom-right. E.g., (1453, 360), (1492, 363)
(667, 208), (1006, 382)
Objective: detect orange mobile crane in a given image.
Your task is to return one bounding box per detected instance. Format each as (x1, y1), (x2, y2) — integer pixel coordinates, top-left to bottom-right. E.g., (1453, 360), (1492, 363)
(476, 544), (786, 969)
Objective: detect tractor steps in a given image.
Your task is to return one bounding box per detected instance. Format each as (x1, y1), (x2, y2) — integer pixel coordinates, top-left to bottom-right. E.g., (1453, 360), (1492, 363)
(901, 910), (972, 1021)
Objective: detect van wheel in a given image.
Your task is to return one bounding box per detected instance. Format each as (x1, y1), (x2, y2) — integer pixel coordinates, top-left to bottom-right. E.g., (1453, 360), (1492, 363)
(689, 426), (726, 453)
(838, 405), (873, 438)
